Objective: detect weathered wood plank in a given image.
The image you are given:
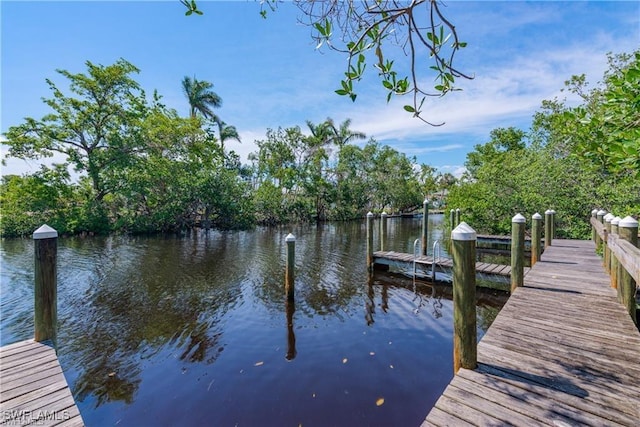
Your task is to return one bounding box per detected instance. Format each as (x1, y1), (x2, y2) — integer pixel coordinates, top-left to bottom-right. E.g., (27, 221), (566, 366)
(0, 340), (84, 426)
(423, 239), (640, 425)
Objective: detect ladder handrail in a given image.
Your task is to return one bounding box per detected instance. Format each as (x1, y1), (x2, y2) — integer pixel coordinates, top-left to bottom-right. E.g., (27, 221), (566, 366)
(432, 240), (441, 280)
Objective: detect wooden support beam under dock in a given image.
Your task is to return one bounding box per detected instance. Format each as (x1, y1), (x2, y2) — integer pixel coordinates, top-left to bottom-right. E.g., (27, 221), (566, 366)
(422, 239), (640, 426)
(1, 340), (84, 426)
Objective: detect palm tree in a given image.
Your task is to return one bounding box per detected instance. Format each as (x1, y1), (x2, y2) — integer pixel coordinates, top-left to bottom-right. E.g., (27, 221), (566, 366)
(181, 76), (222, 120)
(327, 118), (366, 148)
(216, 121), (241, 152)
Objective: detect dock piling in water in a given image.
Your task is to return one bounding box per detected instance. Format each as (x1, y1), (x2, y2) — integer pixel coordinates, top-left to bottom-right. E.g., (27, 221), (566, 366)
(451, 222), (477, 373)
(367, 212), (374, 273)
(449, 209), (455, 232)
(33, 224), (58, 345)
(285, 233), (296, 300)
(421, 199), (428, 256)
(380, 211), (388, 252)
(511, 214), (526, 291)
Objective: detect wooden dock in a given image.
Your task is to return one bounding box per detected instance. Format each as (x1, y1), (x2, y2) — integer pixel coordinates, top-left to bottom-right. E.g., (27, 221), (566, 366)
(423, 239), (640, 425)
(1, 340), (84, 426)
(373, 251), (530, 281)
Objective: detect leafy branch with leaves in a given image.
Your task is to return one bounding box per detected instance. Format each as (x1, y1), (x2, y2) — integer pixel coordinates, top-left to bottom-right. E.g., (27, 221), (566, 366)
(181, 0), (472, 125)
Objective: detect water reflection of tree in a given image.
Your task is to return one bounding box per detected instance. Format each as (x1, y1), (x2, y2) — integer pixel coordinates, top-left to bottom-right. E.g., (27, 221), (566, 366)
(251, 223), (366, 317)
(60, 232), (243, 406)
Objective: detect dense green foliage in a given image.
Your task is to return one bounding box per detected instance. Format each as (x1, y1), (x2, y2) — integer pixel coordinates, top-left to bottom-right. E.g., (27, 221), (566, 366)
(447, 51), (640, 238)
(2, 60), (440, 237)
(4, 51), (637, 238)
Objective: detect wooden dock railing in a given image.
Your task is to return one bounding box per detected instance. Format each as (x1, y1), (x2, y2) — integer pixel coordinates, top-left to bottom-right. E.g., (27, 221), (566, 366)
(591, 213), (639, 323)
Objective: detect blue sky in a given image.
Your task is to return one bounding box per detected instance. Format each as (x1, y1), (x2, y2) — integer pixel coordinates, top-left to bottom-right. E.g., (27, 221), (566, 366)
(1, 1), (639, 178)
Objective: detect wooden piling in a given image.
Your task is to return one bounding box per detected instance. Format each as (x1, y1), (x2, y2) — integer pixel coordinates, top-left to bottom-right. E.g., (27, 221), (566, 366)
(285, 233), (295, 300)
(544, 210), (553, 248)
(511, 214), (526, 292)
(550, 209), (557, 239)
(285, 299), (296, 360)
(610, 216), (620, 289)
(596, 209), (606, 250)
(455, 208), (461, 227)
(367, 212), (374, 273)
(603, 213), (614, 273)
(618, 216), (638, 324)
(33, 224), (58, 345)
(531, 213), (542, 266)
(449, 209), (455, 232)
(421, 200), (428, 256)
(380, 211), (388, 252)
(591, 209), (598, 242)
(451, 222), (477, 373)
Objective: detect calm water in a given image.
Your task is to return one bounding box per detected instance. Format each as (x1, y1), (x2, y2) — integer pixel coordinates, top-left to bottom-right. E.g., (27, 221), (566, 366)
(1, 215), (505, 426)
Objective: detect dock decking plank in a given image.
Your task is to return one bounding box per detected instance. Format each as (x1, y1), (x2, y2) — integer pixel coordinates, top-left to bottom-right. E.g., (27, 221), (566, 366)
(423, 239), (640, 426)
(0, 340), (84, 426)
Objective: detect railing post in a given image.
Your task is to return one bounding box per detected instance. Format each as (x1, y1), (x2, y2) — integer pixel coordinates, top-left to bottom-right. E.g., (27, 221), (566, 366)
(451, 222), (477, 373)
(591, 209), (598, 242)
(618, 216), (638, 324)
(421, 199), (428, 256)
(610, 216), (621, 290)
(531, 213), (542, 266)
(33, 224), (58, 345)
(367, 212), (374, 272)
(550, 209), (557, 239)
(596, 209), (606, 250)
(544, 210), (553, 248)
(511, 214), (526, 291)
(456, 208), (461, 227)
(603, 213), (614, 273)
(285, 233), (296, 300)
(380, 211), (388, 252)
(449, 209), (456, 232)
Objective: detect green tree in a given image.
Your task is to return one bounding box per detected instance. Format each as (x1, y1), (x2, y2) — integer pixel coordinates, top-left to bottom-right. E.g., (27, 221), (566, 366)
(465, 127), (526, 179)
(216, 121), (241, 152)
(4, 59), (147, 203)
(181, 75), (222, 120)
(564, 51), (640, 177)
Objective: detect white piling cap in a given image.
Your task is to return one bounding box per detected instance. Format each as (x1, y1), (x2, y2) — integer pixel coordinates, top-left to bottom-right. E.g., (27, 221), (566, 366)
(512, 213), (526, 223)
(545, 209), (554, 215)
(611, 216), (621, 226)
(597, 209), (607, 216)
(604, 213), (614, 222)
(33, 224), (58, 240)
(381, 211), (388, 217)
(550, 209), (556, 214)
(450, 209), (455, 213)
(451, 222), (476, 241)
(285, 233), (296, 242)
(619, 216), (639, 228)
(367, 211), (374, 218)
(532, 212), (542, 220)
(456, 208), (461, 212)
(591, 209), (598, 215)
(423, 198), (428, 205)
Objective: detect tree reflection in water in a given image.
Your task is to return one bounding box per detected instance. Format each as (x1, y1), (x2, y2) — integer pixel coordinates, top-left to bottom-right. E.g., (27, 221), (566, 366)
(1, 215), (509, 426)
